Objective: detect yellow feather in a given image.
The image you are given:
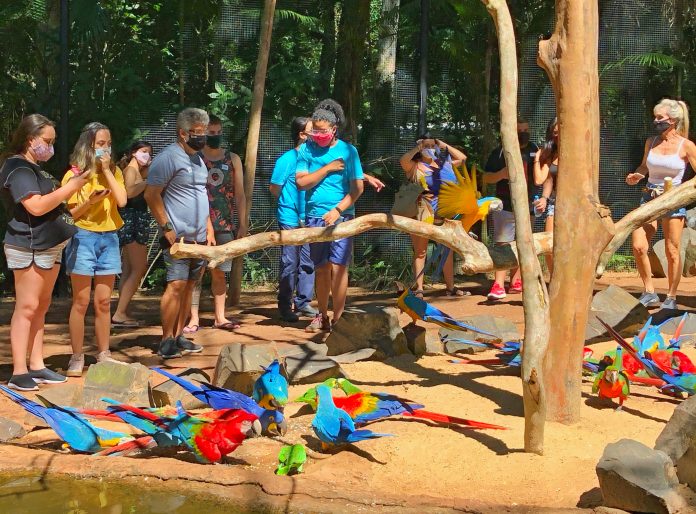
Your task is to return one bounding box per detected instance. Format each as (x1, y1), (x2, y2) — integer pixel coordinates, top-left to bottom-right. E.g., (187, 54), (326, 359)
(436, 162), (479, 219)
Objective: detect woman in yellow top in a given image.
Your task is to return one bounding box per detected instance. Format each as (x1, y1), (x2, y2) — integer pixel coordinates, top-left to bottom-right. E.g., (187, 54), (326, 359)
(61, 122), (127, 376)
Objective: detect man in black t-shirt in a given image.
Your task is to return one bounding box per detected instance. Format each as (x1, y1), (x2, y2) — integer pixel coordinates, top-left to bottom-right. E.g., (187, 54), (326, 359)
(482, 119), (539, 300)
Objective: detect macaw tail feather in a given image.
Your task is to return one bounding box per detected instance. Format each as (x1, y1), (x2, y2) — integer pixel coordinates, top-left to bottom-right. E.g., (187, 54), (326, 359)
(405, 410), (506, 430)
(624, 373), (666, 388)
(94, 436), (156, 457)
(345, 430), (394, 443)
(0, 385), (45, 420)
(151, 367), (203, 395)
(74, 408), (123, 423)
(423, 315), (496, 337)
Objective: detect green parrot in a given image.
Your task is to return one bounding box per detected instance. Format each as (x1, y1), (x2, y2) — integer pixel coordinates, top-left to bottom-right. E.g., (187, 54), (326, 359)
(294, 378), (363, 409)
(276, 444), (307, 475)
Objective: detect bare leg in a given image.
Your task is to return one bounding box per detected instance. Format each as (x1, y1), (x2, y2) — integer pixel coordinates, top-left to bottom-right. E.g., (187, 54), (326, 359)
(211, 268), (231, 326)
(443, 251), (455, 290)
(113, 243), (147, 322)
(410, 235), (428, 291)
(315, 263), (331, 316)
(93, 275), (115, 353)
(69, 274), (93, 355)
(187, 276), (202, 329)
(161, 280), (187, 339)
(330, 263), (349, 321)
(176, 279), (198, 337)
(632, 222), (657, 293)
(662, 217), (685, 297)
(545, 215), (555, 276)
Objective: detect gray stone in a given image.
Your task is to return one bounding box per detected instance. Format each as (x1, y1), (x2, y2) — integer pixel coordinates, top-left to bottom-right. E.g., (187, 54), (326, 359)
(586, 285), (649, 343)
(284, 355), (346, 384)
(25, 382), (83, 427)
(403, 325), (442, 356)
(660, 313), (696, 338)
(649, 229), (694, 278)
(424, 333), (445, 355)
(213, 344), (281, 395)
(329, 348), (377, 364)
(277, 342), (329, 358)
(683, 228), (696, 277)
(325, 305), (409, 359)
(596, 439), (687, 514)
(439, 315), (520, 354)
(151, 368), (210, 409)
(655, 394), (696, 489)
(0, 417), (26, 441)
(592, 508), (631, 514)
(82, 361), (151, 409)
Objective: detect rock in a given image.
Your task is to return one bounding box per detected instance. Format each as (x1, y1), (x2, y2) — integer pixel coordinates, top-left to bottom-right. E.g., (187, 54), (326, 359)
(596, 439), (687, 514)
(660, 313), (696, 338)
(24, 382), (83, 427)
(0, 417), (26, 441)
(151, 368), (210, 409)
(403, 325), (443, 356)
(648, 229), (693, 278)
(213, 344), (281, 395)
(285, 355), (347, 384)
(592, 508), (631, 514)
(683, 228), (696, 277)
(655, 394), (696, 489)
(329, 348), (377, 364)
(439, 315), (520, 354)
(277, 342), (329, 358)
(325, 306), (409, 359)
(586, 285), (649, 343)
(82, 361), (151, 409)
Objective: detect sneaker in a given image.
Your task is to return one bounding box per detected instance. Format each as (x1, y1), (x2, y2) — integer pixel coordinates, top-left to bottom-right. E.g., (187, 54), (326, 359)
(7, 374), (38, 391)
(158, 337), (182, 359)
(638, 291), (661, 308)
(305, 313), (331, 333)
(508, 279), (523, 294)
(29, 368), (67, 384)
(176, 335), (203, 354)
(66, 354), (85, 377)
(96, 350), (119, 363)
(297, 305), (319, 317)
(280, 310), (300, 323)
(487, 283), (507, 300)
(661, 297), (678, 310)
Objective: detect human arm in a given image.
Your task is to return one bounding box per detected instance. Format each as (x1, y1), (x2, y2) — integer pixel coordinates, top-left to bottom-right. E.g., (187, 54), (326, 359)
(99, 154), (127, 207)
(18, 171), (89, 217)
(533, 175), (554, 213)
(322, 179), (365, 225)
(123, 164), (146, 198)
(626, 139), (652, 186)
(681, 139), (696, 178)
(269, 184), (281, 198)
(206, 216), (215, 245)
(482, 167), (509, 184)
(533, 150), (552, 185)
(230, 153), (247, 238)
(295, 159), (345, 190)
(144, 185), (175, 246)
(68, 189), (111, 220)
(363, 173), (385, 192)
(437, 139), (466, 162)
(399, 143), (422, 180)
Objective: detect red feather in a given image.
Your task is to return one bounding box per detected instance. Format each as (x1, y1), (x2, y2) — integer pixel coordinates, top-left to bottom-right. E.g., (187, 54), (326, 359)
(402, 410), (506, 430)
(95, 436), (156, 457)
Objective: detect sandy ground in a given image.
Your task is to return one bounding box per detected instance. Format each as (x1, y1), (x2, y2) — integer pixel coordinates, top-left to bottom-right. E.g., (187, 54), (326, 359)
(0, 272), (695, 512)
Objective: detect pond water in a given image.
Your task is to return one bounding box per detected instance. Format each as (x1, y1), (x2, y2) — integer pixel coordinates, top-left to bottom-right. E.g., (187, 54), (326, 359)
(0, 473), (251, 514)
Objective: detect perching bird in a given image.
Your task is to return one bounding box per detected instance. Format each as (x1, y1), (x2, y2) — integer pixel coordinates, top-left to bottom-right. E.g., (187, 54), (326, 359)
(311, 385), (393, 449)
(395, 282), (496, 336)
(152, 367), (287, 436)
(0, 385), (134, 453)
(592, 347), (630, 409)
(252, 360), (289, 410)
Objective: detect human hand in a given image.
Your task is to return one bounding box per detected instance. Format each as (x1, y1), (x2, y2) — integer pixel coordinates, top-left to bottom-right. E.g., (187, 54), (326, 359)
(533, 196), (547, 213)
(163, 229), (176, 246)
(206, 230), (216, 246)
(322, 208), (341, 226)
(434, 138), (447, 150)
(364, 174), (385, 192)
(88, 189), (110, 204)
(97, 150), (111, 171)
(326, 159), (345, 173)
(625, 172), (645, 186)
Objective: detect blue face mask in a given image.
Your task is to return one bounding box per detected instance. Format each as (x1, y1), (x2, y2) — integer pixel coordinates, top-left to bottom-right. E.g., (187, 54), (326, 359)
(95, 147), (112, 158)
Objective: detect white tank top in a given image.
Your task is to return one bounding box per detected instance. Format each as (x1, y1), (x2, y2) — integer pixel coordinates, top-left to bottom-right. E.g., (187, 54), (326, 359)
(647, 137), (687, 186)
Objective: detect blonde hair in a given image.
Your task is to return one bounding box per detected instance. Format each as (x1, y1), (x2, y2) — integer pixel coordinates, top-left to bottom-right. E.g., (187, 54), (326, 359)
(654, 98), (690, 137)
(70, 122), (113, 173)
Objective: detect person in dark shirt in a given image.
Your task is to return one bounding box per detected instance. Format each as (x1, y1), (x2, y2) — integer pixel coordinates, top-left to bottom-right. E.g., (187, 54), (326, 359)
(482, 118), (539, 300)
(0, 114), (90, 391)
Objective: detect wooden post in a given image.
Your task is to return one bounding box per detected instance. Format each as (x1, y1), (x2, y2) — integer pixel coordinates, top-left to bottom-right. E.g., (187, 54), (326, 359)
(228, 0), (277, 305)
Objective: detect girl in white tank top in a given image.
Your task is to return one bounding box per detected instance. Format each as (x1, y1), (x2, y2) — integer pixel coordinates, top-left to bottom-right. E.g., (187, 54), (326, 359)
(646, 137), (687, 186)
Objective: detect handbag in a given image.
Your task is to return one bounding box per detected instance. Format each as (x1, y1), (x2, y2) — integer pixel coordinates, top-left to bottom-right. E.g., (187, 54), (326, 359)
(391, 181), (425, 218)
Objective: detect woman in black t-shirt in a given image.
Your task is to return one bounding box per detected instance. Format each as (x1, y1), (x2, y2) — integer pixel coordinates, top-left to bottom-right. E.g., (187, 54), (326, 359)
(0, 114), (90, 391)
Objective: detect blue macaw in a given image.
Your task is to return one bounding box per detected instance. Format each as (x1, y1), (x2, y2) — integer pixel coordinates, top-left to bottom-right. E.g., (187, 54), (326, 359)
(252, 360), (289, 410)
(0, 385), (135, 453)
(311, 385), (393, 449)
(151, 367), (287, 435)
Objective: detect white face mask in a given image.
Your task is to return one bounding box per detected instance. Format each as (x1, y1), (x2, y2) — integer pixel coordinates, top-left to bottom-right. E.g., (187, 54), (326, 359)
(134, 151), (151, 166)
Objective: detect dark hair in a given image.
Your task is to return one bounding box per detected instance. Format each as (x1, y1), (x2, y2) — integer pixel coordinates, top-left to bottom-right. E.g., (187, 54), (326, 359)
(291, 117), (310, 147)
(312, 98), (345, 128)
(117, 140), (153, 169)
(542, 116), (559, 162)
(209, 114), (223, 126)
(1, 114), (55, 166)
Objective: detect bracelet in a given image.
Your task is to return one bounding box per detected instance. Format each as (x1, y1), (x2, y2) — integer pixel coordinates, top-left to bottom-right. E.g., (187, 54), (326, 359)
(335, 206), (343, 215)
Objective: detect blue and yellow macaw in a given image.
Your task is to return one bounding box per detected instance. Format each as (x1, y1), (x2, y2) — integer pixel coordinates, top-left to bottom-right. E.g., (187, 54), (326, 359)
(311, 385), (393, 449)
(252, 359), (288, 410)
(0, 385), (134, 453)
(152, 367), (287, 436)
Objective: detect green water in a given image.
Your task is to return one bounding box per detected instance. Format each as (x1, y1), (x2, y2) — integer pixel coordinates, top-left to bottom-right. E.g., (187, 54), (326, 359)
(0, 473), (249, 514)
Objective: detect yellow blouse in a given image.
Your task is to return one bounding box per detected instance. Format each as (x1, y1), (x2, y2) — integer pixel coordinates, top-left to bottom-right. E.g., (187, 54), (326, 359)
(62, 167), (125, 232)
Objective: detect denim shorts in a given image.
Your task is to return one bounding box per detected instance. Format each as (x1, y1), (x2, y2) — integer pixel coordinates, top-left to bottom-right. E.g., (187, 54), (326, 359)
(306, 215), (354, 267)
(640, 185), (686, 219)
(163, 247), (207, 282)
(212, 230), (234, 272)
(65, 228), (121, 276)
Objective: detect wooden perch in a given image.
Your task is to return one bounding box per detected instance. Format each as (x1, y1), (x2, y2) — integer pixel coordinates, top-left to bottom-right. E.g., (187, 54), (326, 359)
(170, 213), (554, 272)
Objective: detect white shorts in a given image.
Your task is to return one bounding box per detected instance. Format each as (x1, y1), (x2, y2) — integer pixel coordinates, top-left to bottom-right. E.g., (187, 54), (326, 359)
(491, 209), (516, 243)
(4, 240), (68, 270)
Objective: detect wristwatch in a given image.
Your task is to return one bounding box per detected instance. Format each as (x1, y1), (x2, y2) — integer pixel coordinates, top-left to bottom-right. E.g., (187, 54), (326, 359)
(335, 206), (343, 215)
(160, 221), (174, 232)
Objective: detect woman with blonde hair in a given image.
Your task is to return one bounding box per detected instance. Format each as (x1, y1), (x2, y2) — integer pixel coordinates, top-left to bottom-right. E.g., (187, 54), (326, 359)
(61, 122), (127, 376)
(626, 99), (696, 310)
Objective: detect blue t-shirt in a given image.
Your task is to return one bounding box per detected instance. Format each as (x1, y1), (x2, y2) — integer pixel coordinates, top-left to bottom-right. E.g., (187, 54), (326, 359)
(270, 149), (305, 228)
(296, 139), (364, 218)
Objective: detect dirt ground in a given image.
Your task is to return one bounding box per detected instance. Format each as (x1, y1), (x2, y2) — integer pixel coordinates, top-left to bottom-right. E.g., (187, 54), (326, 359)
(0, 272), (695, 513)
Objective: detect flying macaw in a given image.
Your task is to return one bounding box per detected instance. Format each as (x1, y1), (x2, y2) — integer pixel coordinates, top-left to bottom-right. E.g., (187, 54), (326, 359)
(297, 379), (505, 430)
(311, 385), (393, 449)
(395, 282), (496, 336)
(592, 346), (630, 410)
(151, 367), (287, 436)
(252, 360), (289, 410)
(0, 385), (136, 453)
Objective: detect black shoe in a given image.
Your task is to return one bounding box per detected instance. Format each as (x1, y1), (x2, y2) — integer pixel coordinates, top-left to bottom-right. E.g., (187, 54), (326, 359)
(29, 368), (67, 384)
(297, 305), (318, 317)
(8, 374), (38, 391)
(280, 310), (300, 322)
(176, 335), (203, 354)
(158, 337), (182, 359)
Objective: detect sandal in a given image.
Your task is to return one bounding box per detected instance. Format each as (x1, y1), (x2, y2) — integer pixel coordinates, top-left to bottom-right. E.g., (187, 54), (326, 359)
(112, 318), (140, 328)
(213, 320), (241, 331)
(414, 289), (424, 299)
(445, 287), (470, 297)
(183, 324), (200, 334)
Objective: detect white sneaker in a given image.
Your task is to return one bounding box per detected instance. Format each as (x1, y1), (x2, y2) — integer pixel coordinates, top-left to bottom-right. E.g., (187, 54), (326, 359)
(66, 354), (84, 377)
(96, 350), (119, 363)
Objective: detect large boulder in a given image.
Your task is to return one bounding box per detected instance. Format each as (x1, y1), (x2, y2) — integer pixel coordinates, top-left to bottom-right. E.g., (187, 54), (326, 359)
(660, 313), (696, 338)
(82, 361), (151, 409)
(284, 354), (347, 384)
(596, 439), (687, 513)
(655, 394), (696, 489)
(439, 315), (520, 354)
(648, 228), (695, 278)
(213, 344), (281, 395)
(586, 285), (649, 343)
(403, 324), (443, 356)
(325, 305), (409, 359)
(0, 417), (26, 441)
(151, 368), (210, 409)
(25, 382), (83, 427)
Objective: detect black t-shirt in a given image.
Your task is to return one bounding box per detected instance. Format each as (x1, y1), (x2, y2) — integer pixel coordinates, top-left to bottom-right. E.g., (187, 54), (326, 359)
(0, 156), (77, 250)
(484, 142), (540, 212)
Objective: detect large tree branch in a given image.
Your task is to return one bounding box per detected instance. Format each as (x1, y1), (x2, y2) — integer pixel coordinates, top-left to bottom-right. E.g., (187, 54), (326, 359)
(170, 213), (553, 272)
(596, 178), (696, 276)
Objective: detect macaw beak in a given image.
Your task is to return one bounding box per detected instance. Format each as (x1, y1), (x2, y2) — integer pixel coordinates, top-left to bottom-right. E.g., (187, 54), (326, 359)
(276, 418), (288, 436)
(269, 398), (287, 410)
(489, 198), (503, 212)
(250, 419), (263, 437)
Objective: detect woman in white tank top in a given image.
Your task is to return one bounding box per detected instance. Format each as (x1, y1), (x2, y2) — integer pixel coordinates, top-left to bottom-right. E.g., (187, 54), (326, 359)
(626, 98), (696, 310)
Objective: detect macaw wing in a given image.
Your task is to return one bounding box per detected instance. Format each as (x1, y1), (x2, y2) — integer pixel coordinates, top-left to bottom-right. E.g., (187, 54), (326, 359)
(592, 372), (602, 394)
(436, 164), (479, 219)
(422, 312), (495, 337)
(401, 293), (427, 320)
(619, 372), (631, 397)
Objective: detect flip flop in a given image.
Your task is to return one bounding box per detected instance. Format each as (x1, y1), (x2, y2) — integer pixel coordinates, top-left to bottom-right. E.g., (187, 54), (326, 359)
(183, 324), (199, 334)
(213, 320), (241, 331)
(112, 319), (140, 328)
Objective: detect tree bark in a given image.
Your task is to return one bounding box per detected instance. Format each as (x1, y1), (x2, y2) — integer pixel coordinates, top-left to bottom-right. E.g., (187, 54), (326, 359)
(480, 0), (550, 455)
(317, 0), (337, 98)
(537, 0), (615, 424)
(376, 0), (400, 86)
(171, 214), (554, 270)
(228, 0), (276, 305)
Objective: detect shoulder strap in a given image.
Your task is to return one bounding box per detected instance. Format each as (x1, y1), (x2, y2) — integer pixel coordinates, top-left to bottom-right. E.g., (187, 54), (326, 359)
(677, 137), (686, 153)
(650, 137), (659, 149)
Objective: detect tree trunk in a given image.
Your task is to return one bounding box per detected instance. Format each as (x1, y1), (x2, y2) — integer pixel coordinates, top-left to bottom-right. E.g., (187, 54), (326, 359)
(317, 0), (337, 98)
(538, 0), (615, 424)
(376, 0), (400, 86)
(479, 0), (550, 455)
(228, 0), (276, 306)
(332, 0), (371, 141)
(480, 23), (497, 160)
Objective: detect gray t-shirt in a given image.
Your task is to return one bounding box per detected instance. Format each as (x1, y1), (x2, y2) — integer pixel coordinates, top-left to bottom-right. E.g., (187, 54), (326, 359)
(147, 143), (209, 242)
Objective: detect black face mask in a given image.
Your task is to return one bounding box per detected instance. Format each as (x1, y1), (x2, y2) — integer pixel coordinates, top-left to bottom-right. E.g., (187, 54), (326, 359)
(653, 120), (672, 134)
(518, 132), (530, 147)
(187, 134), (207, 151)
(206, 135), (222, 149)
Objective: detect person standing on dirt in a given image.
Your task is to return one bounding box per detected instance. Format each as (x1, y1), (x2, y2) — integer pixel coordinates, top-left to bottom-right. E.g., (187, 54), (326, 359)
(144, 107), (213, 359)
(184, 114), (247, 334)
